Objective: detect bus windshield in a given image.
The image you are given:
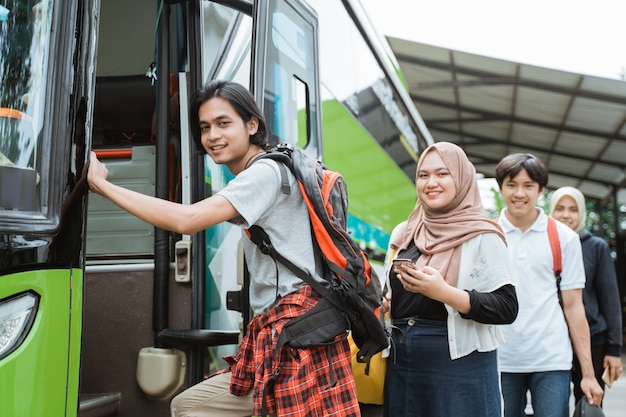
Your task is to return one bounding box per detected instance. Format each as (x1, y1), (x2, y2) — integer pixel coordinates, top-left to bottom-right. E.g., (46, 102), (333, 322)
(0, 0), (51, 213)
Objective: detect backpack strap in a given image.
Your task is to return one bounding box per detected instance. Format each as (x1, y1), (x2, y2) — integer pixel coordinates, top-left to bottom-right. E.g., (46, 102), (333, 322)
(276, 162), (290, 195)
(245, 225), (330, 298)
(248, 145), (292, 195)
(546, 216), (563, 307)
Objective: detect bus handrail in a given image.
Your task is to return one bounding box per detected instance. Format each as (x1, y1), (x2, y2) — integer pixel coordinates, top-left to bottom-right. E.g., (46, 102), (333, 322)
(0, 107), (33, 122)
(85, 262), (175, 273)
(157, 329), (240, 347)
(93, 149), (133, 159)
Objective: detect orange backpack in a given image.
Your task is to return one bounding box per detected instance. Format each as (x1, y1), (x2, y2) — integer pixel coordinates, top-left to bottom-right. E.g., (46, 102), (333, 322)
(246, 143), (387, 370)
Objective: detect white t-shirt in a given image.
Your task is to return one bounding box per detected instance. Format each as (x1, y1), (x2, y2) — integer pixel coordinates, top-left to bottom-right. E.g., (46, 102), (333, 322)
(497, 209), (585, 372)
(218, 159), (326, 314)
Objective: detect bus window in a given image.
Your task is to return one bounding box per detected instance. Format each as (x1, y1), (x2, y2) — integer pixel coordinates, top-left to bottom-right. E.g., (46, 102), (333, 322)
(293, 76), (309, 149)
(0, 1), (52, 219)
(254, 0), (322, 155)
(201, 2), (250, 84)
(0, 110), (37, 211)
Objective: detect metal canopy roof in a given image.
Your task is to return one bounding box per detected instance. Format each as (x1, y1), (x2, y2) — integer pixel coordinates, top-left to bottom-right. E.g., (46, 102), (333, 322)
(387, 37), (626, 206)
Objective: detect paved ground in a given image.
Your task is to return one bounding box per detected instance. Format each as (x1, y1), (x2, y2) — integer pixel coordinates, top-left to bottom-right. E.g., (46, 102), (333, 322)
(359, 349), (626, 417)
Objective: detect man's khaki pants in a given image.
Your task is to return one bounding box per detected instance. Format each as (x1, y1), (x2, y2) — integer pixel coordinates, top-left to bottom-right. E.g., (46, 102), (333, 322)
(170, 372), (254, 417)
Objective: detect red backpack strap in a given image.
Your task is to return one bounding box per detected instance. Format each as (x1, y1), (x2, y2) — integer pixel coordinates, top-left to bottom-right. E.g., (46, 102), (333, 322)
(547, 216), (562, 277)
(547, 216), (563, 307)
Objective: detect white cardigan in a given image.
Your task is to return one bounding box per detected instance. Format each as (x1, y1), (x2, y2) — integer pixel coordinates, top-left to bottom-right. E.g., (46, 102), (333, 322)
(445, 233), (513, 359)
(387, 228), (514, 360)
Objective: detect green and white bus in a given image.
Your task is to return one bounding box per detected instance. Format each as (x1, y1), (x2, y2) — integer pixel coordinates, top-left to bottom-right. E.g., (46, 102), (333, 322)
(0, 1), (432, 416)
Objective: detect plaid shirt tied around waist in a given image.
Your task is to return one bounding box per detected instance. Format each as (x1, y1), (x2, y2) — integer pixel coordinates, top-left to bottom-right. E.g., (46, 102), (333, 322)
(223, 285), (360, 417)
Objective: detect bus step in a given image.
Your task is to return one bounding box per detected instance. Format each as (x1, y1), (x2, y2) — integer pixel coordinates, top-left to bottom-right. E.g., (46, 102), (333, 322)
(78, 393), (121, 417)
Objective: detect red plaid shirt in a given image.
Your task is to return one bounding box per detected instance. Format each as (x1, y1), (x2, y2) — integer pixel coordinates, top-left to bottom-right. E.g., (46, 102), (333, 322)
(224, 285), (360, 417)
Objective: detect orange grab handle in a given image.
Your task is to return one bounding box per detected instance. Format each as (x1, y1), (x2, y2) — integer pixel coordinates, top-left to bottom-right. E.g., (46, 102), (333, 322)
(94, 149), (133, 159)
(0, 107), (33, 122)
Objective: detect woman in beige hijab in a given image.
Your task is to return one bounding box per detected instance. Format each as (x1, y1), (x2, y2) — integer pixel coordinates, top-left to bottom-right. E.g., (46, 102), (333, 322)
(550, 187), (622, 406)
(383, 142), (518, 417)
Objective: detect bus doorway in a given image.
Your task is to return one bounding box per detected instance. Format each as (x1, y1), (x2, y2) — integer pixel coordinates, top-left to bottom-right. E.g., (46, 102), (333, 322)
(1, 1), (431, 416)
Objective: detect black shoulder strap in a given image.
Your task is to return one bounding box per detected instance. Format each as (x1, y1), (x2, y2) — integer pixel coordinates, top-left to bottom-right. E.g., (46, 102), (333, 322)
(246, 225), (330, 298)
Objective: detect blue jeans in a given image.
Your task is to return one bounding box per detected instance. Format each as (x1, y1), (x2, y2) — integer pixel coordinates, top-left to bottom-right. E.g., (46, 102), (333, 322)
(501, 371), (570, 417)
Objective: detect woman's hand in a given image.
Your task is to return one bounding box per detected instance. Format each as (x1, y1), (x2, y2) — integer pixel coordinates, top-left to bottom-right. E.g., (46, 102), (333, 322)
(395, 265), (447, 298)
(603, 355), (623, 385)
(87, 151), (109, 195)
(394, 264), (471, 314)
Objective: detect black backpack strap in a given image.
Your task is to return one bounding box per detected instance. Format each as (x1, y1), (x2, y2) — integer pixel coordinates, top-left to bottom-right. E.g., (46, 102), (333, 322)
(247, 225), (388, 370)
(246, 225), (329, 298)
(246, 226), (353, 323)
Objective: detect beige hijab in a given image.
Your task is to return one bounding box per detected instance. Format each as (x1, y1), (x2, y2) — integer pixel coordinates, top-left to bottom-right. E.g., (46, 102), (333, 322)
(549, 186), (587, 233)
(390, 142), (505, 285)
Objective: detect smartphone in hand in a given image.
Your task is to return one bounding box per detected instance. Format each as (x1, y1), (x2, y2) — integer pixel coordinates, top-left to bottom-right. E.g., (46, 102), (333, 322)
(602, 367), (613, 388)
(392, 258), (415, 269)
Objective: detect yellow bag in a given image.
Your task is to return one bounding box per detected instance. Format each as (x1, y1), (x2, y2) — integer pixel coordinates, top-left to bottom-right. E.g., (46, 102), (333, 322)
(348, 231), (396, 405)
(349, 333), (387, 405)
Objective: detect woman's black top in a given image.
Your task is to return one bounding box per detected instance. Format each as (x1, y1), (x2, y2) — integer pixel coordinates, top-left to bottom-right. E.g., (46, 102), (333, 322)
(389, 242), (518, 324)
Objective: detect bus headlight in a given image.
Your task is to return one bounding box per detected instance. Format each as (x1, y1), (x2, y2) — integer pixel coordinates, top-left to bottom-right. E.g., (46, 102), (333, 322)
(0, 292), (39, 360)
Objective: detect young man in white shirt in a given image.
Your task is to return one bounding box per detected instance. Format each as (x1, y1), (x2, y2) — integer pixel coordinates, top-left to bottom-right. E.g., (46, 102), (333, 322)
(495, 153), (603, 417)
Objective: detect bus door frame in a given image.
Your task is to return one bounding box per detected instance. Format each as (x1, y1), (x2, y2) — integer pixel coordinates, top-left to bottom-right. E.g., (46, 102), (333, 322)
(251, 0), (323, 156)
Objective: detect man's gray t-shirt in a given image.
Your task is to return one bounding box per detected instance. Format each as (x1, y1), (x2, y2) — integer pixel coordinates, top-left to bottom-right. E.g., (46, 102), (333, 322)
(217, 158), (326, 314)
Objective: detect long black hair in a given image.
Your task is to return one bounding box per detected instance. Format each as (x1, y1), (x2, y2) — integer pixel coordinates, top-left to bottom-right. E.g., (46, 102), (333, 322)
(189, 80), (270, 151)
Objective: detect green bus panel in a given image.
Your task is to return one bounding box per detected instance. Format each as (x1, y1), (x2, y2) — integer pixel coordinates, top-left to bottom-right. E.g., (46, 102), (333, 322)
(0, 269), (83, 417)
(321, 99), (416, 250)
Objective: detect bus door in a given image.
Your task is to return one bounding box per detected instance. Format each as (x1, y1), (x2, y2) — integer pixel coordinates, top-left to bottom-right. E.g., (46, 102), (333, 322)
(252, 0), (323, 156)
(184, 0), (324, 376)
(0, 1), (98, 416)
(78, 0), (324, 416)
(147, 0), (325, 396)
